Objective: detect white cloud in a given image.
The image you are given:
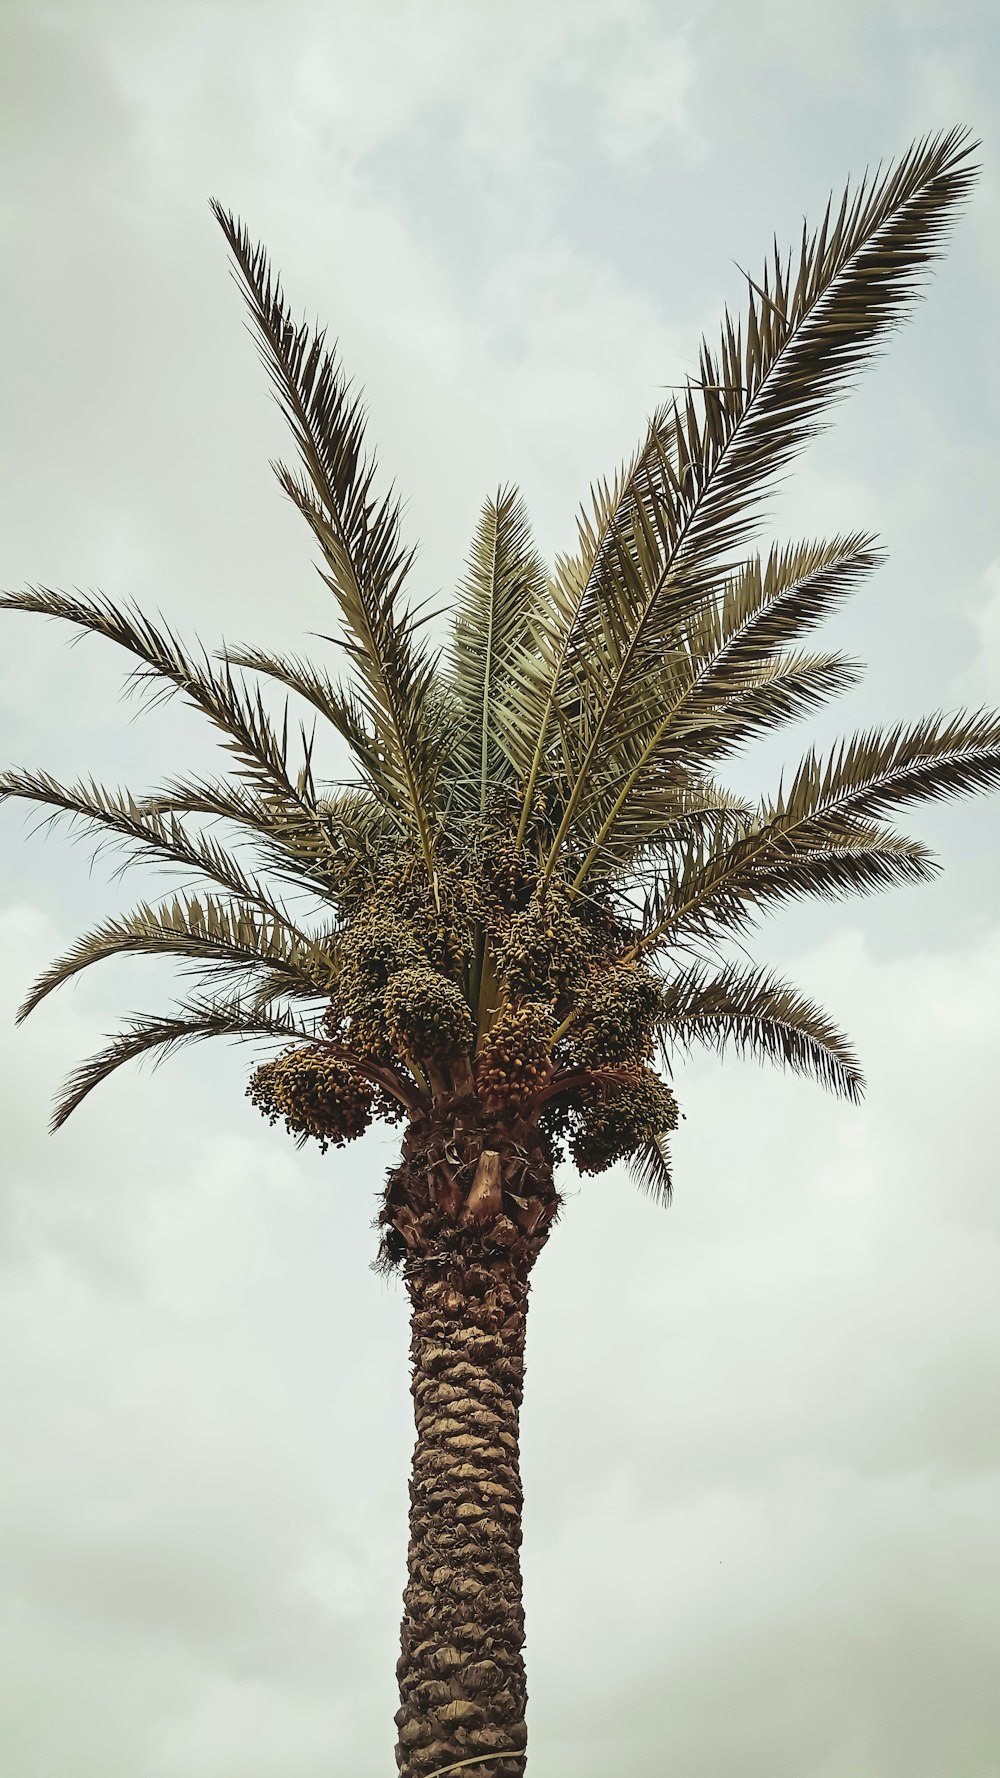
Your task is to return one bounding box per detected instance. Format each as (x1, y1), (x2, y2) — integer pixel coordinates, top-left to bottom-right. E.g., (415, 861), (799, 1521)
(965, 556), (1000, 699)
(2, 1), (1000, 1772)
(3, 898), (1000, 1774)
(596, 16), (701, 163)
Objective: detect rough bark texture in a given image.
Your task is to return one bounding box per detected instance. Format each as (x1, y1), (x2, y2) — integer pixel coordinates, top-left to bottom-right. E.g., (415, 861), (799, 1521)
(386, 1106), (558, 1778)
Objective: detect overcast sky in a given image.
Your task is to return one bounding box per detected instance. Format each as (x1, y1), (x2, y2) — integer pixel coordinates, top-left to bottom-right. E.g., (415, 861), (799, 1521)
(2, 2), (999, 1775)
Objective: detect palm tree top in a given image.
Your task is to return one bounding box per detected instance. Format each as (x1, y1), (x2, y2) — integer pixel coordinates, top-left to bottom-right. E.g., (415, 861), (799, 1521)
(2, 126), (995, 1235)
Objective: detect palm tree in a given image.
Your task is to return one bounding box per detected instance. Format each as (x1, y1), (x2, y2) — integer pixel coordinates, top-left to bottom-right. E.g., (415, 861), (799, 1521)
(2, 127), (995, 1777)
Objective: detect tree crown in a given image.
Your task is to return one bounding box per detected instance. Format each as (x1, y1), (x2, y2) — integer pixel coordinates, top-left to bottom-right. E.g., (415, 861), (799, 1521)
(3, 128), (994, 1219)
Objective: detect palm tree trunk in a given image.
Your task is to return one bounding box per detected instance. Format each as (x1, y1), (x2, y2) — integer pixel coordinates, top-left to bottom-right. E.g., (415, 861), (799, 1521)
(394, 1254), (531, 1776)
(385, 1112), (558, 1778)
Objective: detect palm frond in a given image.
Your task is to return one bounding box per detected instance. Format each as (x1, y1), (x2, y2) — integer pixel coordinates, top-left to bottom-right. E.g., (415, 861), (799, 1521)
(448, 486), (548, 818)
(0, 586), (328, 827)
(49, 994), (314, 1131)
(569, 649), (861, 892)
(661, 704), (996, 953)
(0, 769), (296, 919)
(703, 649), (863, 738)
(139, 776), (388, 897)
(577, 781), (755, 889)
(242, 966), (328, 1015)
(658, 961), (864, 1100)
(638, 817), (939, 950)
(625, 1130), (674, 1208)
(704, 532), (883, 662)
(535, 129), (978, 879)
(565, 531), (879, 882)
(489, 454), (642, 844)
(17, 893), (335, 1024)
(211, 205), (443, 874)
(636, 706), (1000, 951)
(216, 644), (399, 811)
(767, 708), (1000, 830)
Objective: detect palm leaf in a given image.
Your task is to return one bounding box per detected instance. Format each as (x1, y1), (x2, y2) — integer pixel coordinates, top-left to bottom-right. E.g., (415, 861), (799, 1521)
(215, 644), (401, 814)
(16, 893), (334, 1024)
(0, 586), (326, 825)
(570, 650), (862, 889)
(565, 532), (880, 888)
(658, 961), (864, 1099)
(702, 532), (883, 662)
(639, 820), (939, 951)
(211, 204), (443, 874)
(142, 776), (393, 909)
(489, 454), (643, 844)
(535, 129), (978, 879)
(664, 649), (863, 760)
(0, 769), (295, 920)
(769, 708), (1000, 826)
(49, 994), (315, 1132)
(447, 486), (548, 818)
(639, 708), (1000, 949)
(625, 1130), (675, 1208)
(576, 780), (754, 889)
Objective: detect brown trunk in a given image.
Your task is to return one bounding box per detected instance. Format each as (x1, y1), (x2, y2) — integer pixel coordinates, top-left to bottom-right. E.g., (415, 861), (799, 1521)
(384, 1109), (558, 1778)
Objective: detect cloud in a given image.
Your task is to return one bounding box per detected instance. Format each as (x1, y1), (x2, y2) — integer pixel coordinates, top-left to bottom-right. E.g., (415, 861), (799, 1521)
(521, 921), (1000, 1774)
(595, 14), (701, 164)
(2, 1), (999, 1773)
(3, 898), (999, 1775)
(964, 557), (1000, 699)
(0, 911), (409, 1776)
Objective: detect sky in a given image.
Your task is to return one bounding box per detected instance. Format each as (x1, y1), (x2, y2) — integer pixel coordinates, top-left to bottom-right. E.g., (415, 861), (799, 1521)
(1, 1), (999, 1774)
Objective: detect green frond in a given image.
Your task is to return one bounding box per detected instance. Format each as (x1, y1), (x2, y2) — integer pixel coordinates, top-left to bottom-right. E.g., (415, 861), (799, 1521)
(211, 205), (443, 872)
(663, 130), (977, 596)
(705, 533), (883, 663)
(651, 706), (1000, 944)
(242, 967), (326, 1015)
(569, 647), (861, 893)
(609, 531), (879, 773)
(768, 708), (1000, 830)
(658, 961), (864, 1100)
(136, 775), (333, 898)
(447, 486), (548, 818)
(16, 893), (334, 1024)
(632, 706), (1000, 952)
(707, 649), (863, 736)
(49, 994), (314, 1132)
(534, 130), (978, 882)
